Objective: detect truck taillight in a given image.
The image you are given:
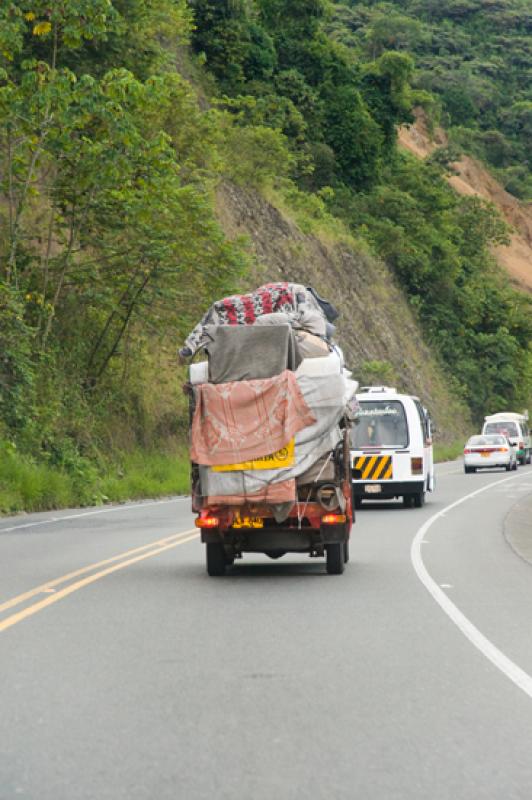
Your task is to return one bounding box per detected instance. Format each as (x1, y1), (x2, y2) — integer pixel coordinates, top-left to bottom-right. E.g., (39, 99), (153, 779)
(411, 457), (423, 474)
(195, 516), (219, 529)
(463, 449), (471, 455)
(322, 513), (347, 525)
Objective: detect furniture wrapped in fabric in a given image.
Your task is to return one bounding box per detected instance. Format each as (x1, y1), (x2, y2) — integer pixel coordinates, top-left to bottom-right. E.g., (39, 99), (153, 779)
(199, 424), (342, 498)
(294, 330), (330, 359)
(206, 478), (296, 507)
(189, 361), (209, 385)
(296, 352), (342, 377)
(198, 372), (357, 498)
(181, 282), (331, 358)
(205, 324), (301, 383)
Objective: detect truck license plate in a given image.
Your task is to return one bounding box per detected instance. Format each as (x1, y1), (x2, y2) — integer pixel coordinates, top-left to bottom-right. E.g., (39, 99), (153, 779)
(365, 484), (382, 494)
(232, 516), (264, 529)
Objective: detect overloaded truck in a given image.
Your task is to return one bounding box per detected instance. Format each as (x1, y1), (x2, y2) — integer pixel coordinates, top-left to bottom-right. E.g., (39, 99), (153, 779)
(180, 282), (358, 576)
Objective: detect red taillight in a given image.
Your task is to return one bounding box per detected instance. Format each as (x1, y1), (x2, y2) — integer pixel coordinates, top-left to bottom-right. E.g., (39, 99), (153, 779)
(322, 513), (347, 525)
(464, 449), (471, 455)
(195, 516), (219, 529)
(411, 456), (423, 475)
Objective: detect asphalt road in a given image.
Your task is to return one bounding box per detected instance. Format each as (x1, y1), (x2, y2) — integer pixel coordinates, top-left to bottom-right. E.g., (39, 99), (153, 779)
(1, 462), (532, 800)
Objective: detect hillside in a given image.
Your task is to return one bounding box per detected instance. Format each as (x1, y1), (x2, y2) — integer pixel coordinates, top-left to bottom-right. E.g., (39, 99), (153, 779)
(399, 111), (532, 293)
(331, 0), (532, 201)
(217, 181), (470, 439)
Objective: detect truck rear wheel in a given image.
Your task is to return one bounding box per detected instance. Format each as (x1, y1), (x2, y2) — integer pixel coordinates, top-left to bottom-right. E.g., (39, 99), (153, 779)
(206, 542), (226, 576)
(326, 542), (344, 575)
(343, 540), (350, 563)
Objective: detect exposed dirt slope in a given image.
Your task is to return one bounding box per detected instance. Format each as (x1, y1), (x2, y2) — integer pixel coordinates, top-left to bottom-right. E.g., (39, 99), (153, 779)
(399, 112), (532, 293)
(216, 182), (471, 442)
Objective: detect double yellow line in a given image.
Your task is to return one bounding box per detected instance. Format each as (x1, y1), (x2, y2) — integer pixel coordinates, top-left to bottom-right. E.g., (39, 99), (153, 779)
(0, 529), (198, 634)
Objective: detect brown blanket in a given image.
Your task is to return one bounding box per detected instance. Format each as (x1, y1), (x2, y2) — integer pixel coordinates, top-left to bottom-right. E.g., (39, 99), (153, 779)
(191, 370), (316, 466)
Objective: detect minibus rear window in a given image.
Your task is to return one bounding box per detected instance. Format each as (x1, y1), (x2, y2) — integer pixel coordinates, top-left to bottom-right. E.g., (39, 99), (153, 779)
(352, 401), (408, 449)
(484, 421), (518, 437)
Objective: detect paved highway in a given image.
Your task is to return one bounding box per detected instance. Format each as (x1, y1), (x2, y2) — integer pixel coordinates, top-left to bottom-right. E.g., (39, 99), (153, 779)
(1, 462), (532, 800)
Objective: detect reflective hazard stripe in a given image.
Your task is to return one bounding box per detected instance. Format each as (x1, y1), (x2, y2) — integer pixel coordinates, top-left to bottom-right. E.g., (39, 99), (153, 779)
(353, 455), (393, 480)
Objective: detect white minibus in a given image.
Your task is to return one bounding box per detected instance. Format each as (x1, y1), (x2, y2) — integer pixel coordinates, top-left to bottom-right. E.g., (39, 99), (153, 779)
(482, 412), (530, 465)
(351, 386), (434, 508)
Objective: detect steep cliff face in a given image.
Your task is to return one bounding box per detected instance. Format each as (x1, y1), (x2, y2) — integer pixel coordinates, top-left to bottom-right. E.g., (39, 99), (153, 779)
(216, 182), (471, 442)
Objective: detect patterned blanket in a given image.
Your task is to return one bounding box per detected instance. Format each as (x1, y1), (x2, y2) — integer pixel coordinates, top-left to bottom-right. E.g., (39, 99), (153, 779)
(183, 283), (299, 357)
(190, 369), (316, 466)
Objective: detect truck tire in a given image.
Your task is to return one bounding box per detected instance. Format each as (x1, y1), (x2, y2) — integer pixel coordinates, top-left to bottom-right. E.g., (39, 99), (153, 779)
(413, 491), (425, 508)
(343, 540), (350, 563)
(326, 542), (344, 575)
(403, 494), (413, 507)
(206, 542), (226, 576)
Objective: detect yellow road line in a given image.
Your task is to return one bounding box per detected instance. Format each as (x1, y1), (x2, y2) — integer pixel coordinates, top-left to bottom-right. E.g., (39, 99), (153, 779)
(0, 532), (198, 634)
(0, 528), (196, 616)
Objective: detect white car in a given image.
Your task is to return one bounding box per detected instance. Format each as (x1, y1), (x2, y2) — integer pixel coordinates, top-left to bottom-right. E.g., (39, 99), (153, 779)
(463, 435), (517, 473)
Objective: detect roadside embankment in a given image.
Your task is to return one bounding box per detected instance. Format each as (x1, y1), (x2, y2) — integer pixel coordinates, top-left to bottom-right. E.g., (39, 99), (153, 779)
(504, 491), (532, 566)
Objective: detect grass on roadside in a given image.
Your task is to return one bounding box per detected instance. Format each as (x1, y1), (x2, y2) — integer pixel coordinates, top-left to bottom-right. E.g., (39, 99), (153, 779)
(434, 440), (465, 463)
(0, 443), (190, 515)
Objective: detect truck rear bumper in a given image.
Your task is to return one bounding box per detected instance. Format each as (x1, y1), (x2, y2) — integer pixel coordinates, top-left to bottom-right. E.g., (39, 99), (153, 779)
(201, 523), (349, 552)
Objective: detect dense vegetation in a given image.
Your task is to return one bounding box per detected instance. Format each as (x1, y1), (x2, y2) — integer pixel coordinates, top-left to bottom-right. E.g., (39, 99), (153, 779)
(0, 0), (530, 510)
(0, 1), (247, 508)
(329, 0), (532, 200)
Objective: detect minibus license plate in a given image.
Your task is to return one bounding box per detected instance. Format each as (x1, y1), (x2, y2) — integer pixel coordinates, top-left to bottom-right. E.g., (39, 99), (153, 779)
(365, 484), (381, 494)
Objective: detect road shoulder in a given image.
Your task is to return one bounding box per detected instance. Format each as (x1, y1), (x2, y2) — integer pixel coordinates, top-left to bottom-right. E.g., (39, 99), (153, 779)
(504, 490), (532, 566)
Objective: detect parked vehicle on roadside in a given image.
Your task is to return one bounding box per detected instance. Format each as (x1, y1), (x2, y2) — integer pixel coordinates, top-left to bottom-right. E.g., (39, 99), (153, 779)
(482, 412), (531, 466)
(350, 386), (434, 509)
(463, 434), (517, 473)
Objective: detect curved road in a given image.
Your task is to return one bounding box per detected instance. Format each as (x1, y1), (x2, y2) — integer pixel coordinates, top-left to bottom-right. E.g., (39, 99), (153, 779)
(1, 462), (532, 799)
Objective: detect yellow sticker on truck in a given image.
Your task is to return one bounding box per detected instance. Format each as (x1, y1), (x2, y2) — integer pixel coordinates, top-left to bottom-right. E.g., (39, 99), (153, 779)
(213, 438), (295, 472)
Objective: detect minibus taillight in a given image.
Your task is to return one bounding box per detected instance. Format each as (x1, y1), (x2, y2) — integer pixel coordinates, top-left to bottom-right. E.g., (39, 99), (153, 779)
(411, 457), (423, 475)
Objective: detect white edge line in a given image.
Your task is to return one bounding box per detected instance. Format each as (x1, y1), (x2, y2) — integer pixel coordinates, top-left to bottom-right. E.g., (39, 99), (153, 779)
(0, 496), (187, 533)
(411, 471), (532, 699)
